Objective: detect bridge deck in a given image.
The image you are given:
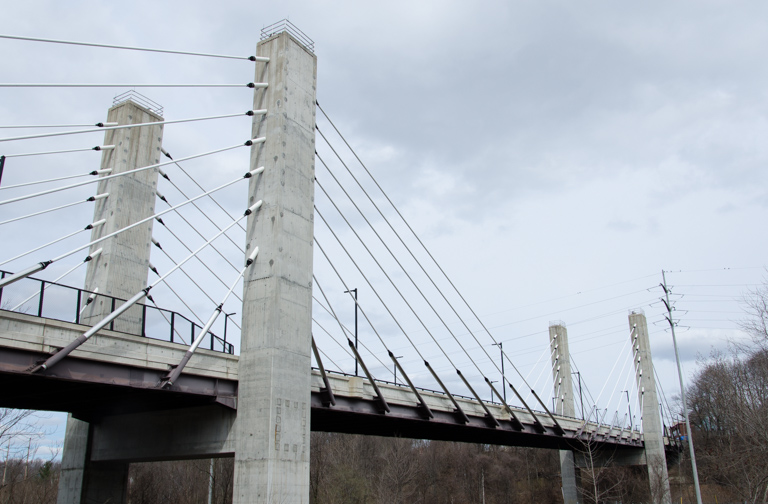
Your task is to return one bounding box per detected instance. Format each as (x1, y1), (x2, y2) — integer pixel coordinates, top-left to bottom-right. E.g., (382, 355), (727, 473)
(0, 311), (652, 459)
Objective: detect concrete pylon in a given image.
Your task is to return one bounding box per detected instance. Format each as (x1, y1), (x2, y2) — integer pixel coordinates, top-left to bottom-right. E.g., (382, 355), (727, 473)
(629, 311), (672, 504)
(81, 100), (163, 335)
(58, 99), (163, 504)
(233, 32), (317, 503)
(549, 323), (581, 504)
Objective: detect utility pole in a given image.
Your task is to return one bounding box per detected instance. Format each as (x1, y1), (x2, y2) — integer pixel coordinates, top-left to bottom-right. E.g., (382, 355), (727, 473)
(661, 270), (703, 504)
(492, 342), (506, 402)
(344, 288), (358, 376)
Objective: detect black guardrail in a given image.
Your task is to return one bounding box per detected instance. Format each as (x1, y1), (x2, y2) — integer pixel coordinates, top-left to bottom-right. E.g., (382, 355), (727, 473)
(0, 270), (234, 354)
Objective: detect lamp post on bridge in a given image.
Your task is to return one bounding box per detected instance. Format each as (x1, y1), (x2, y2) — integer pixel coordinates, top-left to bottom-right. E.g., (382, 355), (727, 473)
(223, 312), (236, 352)
(572, 371), (584, 420)
(344, 288), (358, 376)
(489, 380), (497, 402)
(393, 355), (403, 385)
(622, 390), (632, 430)
(492, 342), (506, 403)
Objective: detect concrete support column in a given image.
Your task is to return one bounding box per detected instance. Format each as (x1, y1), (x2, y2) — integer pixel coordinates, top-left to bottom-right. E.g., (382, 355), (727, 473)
(81, 100), (163, 335)
(57, 416), (128, 504)
(549, 323), (580, 504)
(57, 416), (88, 504)
(629, 311), (672, 504)
(234, 32), (317, 503)
(58, 99), (162, 504)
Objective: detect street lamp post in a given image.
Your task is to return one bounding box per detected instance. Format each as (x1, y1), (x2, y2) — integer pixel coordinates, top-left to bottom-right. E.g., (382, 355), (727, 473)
(344, 288), (358, 376)
(572, 371), (584, 420)
(223, 312), (236, 352)
(489, 380), (497, 402)
(393, 355), (403, 385)
(622, 390), (632, 431)
(492, 342), (506, 403)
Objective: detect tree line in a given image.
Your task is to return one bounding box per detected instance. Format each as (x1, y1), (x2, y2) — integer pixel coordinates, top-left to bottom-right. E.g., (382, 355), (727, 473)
(683, 282), (768, 503)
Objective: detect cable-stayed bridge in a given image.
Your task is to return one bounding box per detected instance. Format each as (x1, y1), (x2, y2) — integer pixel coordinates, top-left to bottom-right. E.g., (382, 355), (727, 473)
(0, 23), (681, 504)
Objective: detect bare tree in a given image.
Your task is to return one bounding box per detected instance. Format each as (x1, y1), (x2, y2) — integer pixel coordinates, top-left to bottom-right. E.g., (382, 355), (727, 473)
(0, 408), (59, 504)
(741, 280), (768, 350)
(686, 280), (768, 504)
(574, 440), (628, 504)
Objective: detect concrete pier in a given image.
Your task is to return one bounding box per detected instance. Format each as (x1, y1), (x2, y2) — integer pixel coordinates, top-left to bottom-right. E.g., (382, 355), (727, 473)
(57, 99), (163, 504)
(629, 311), (672, 504)
(549, 323), (581, 504)
(234, 32), (317, 503)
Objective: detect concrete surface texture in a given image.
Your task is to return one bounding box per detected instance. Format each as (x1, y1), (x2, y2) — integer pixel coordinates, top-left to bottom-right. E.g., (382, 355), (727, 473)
(630, 312), (672, 504)
(81, 100), (163, 335)
(550, 324), (580, 504)
(58, 100), (163, 504)
(234, 31), (318, 504)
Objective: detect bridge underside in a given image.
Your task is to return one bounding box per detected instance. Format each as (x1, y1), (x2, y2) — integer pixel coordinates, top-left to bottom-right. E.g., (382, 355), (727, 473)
(0, 346), (646, 466)
(0, 346), (237, 421)
(311, 393), (637, 454)
(0, 312), (666, 465)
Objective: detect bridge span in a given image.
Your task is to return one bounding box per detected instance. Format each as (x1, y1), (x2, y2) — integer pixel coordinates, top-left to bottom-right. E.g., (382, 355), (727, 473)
(0, 309), (648, 463)
(0, 27), (680, 504)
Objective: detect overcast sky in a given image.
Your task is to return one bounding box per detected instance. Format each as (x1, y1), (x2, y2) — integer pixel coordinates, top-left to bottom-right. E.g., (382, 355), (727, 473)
(1, 0), (767, 458)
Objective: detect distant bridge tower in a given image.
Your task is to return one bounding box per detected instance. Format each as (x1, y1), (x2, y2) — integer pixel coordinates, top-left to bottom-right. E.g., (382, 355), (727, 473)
(629, 311), (672, 504)
(549, 322), (580, 504)
(58, 99), (164, 503)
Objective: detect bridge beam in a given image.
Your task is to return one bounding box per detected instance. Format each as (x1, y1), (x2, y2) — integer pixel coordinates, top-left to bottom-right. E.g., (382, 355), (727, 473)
(549, 323), (581, 504)
(234, 31), (317, 503)
(629, 311), (672, 504)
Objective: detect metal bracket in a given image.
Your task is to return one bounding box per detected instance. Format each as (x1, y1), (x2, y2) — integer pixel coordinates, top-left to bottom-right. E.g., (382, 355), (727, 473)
(485, 378), (524, 431)
(425, 361), (469, 424)
(456, 370), (500, 428)
(347, 339), (389, 414)
(530, 389), (565, 436)
(389, 351), (433, 420)
(311, 335), (336, 407)
(507, 382), (546, 433)
(215, 396), (237, 410)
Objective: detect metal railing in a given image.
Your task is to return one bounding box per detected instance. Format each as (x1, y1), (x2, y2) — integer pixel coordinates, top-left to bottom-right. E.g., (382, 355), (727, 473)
(260, 20), (315, 53)
(113, 90), (164, 116)
(0, 270), (234, 354)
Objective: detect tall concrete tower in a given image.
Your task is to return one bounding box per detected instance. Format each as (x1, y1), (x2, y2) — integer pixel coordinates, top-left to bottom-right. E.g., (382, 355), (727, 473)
(234, 31), (317, 503)
(58, 98), (163, 504)
(550, 323), (580, 504)
(81, 99), (163, 334)
(629, 311), (672, 504)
